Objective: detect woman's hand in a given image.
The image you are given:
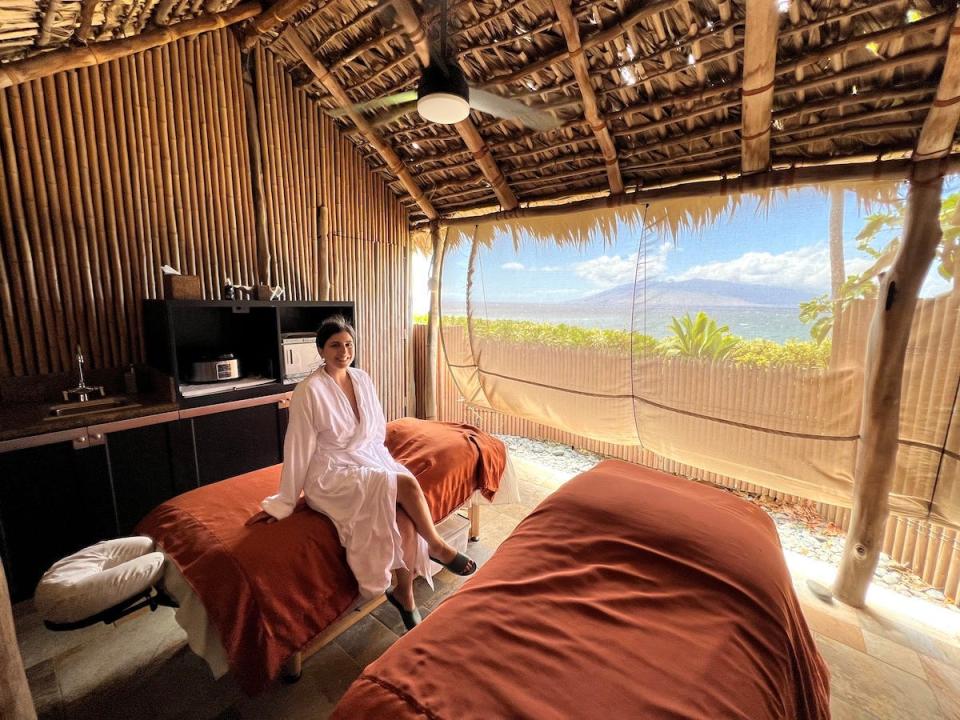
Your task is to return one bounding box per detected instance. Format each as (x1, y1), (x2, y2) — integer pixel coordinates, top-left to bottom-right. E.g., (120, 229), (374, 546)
(245, 510), (277, 527)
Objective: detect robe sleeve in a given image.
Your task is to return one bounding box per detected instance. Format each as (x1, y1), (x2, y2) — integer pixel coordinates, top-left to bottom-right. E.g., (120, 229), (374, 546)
(262, 382), (320, 520)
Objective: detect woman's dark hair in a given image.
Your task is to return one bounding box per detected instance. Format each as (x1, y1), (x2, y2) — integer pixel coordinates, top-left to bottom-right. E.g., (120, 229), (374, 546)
(316, 314), (355, 350)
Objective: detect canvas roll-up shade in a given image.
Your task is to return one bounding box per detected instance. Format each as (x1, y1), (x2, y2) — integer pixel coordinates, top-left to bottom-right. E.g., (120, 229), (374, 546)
(439, 182), (960, 527)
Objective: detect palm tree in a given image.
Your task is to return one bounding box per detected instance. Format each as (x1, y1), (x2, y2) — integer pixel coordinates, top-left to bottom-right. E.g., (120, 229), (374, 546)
(660, 312), (741, 361)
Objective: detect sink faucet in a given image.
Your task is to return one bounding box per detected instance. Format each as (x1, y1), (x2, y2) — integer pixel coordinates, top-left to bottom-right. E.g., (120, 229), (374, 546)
(62, 345), (105, 403)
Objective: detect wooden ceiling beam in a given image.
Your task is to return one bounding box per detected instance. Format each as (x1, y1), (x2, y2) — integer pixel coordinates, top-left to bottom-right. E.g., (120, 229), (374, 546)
(551, 0), (623, 194)
(740, 0), (780, 174)
(915, 12), (960, 161)
(390, 0), (518, 211)
(428, 156), (960, 228)
(0, 3), (261, 89)
(239, 0), (314, 51)
(281, 26), (438, 221)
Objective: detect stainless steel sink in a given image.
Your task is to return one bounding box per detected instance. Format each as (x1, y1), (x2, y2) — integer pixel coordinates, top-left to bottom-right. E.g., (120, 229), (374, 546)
(46, 396), (141, 418)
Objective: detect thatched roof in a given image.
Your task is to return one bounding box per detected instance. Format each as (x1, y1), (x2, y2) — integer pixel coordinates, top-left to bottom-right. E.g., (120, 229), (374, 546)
(2, 0), (958, 227)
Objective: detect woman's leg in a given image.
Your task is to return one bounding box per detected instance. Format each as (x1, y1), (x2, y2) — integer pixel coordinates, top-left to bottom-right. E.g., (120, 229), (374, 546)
(395, 474), (464, 565)
(392, 511), (417, 610)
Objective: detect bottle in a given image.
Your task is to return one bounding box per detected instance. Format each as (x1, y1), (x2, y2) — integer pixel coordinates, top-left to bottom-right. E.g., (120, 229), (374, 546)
(123, 364), (137, 394)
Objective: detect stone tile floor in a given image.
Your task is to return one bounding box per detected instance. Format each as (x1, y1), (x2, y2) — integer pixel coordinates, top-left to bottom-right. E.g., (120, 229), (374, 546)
(13, 452), (960, 719)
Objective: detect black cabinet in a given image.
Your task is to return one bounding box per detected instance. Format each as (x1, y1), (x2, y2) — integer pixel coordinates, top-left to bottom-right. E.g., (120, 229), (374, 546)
(0, 395), (291, 601)
(192, 404), (283, 485)
(144, 300), (354, 408)
(0, 439), (117, 602)
(108, 420), (198, 534)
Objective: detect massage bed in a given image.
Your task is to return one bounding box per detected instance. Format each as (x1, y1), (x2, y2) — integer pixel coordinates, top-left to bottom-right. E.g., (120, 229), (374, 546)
(332, 459), (831, 720)
(34, 418), (517, 696)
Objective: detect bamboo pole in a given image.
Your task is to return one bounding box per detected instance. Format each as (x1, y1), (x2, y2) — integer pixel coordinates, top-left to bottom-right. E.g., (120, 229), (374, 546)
(32, 77), (82, 366)
(0, 4), (262, 89)
(834, 162), (945, 607)
(185, 39), (216, 297)
(211, 31), (243, 287)
(1, 89), (51, 373)
(424, 222), (443, 420)
(17, 83), (72, 370)
(916, 12), (960, 161)
(740, 0), (780, 172)
(239, 0), (312, 50)
(198, 35), (230, 296)
(112, 60), (147, 356)
(318, 205), (330, 299)
(0, 110), (31, 375)
(92, 63), (132, 365)
(550, 0), (623, 194)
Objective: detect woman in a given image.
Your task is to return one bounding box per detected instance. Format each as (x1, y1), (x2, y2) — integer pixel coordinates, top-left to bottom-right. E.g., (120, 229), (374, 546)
(250, 315), (475, 630)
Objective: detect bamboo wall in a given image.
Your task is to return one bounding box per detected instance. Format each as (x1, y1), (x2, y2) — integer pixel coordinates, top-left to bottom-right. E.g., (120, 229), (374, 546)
(0, 29), (411, 418)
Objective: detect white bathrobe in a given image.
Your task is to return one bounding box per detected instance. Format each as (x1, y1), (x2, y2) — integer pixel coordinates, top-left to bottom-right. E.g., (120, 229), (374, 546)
(261, 366), (432, 598)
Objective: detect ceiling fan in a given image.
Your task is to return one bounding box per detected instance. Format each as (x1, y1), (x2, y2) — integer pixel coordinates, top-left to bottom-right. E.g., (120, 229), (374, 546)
(330, 0), (561, 131)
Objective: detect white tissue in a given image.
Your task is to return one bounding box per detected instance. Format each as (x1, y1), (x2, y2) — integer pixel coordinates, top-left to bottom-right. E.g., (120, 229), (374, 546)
(161, 265), (180, 275)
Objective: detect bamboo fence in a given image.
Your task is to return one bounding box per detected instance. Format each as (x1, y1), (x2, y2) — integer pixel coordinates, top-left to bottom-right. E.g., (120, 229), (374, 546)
(415, 291), (960, 603)
(0, 27), (411, 417)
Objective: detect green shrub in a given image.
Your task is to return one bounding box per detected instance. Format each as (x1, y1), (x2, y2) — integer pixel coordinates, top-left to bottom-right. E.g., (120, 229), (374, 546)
(415, 315), (830, 369)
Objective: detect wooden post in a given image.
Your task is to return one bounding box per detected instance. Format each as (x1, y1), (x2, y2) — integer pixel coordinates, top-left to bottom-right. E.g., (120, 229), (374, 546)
(741, 0), (780, 173)
(0, 561), (35, 720)
(318, 205), (330, 300)
(240, 51), (271, 285)
(833, 162), (944, 607)
(424, 222), (443, 421)
(551, 0), (624, 194)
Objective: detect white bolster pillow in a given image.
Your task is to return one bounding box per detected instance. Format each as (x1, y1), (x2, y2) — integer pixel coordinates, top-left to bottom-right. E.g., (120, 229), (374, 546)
(34, 536), (165, 625)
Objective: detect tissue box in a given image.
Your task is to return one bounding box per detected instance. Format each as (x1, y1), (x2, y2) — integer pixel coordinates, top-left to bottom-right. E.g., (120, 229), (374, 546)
(162, 274), (202, 300)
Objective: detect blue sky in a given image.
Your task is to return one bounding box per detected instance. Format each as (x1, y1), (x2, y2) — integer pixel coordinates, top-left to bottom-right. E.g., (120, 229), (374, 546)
(414, 183), (956, 313)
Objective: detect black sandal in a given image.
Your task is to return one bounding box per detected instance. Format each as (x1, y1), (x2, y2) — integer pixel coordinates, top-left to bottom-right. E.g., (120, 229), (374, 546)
(429, 551), (477, 576)
(385, 591), (422, 631)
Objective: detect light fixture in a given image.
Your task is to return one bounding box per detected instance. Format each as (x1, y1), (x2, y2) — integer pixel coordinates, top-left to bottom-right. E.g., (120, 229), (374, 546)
(851, 84), (858, 95)
(412, 142), (421, 150)
(620, 66), (638, 85)
(777, 0), (790, 12)
(773, 118), (783, 130)
(417, 62), (471, 124)
(906, 9), (923, 23)
(706, 19), (715, 30)
(865, 41), (881, 57)
(687, 52), (696, 65)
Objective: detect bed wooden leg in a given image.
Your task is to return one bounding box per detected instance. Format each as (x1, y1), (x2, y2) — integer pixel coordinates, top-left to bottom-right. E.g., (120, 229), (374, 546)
(469, 501), (480, 542)
(281, 652), (302, 683)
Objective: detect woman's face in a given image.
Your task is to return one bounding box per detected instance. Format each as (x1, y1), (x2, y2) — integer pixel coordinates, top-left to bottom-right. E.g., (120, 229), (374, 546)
(321, 330), (354, 370)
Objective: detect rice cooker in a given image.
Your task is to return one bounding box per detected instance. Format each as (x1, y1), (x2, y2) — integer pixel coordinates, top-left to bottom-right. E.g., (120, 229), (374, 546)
(188, 353), (241, 383)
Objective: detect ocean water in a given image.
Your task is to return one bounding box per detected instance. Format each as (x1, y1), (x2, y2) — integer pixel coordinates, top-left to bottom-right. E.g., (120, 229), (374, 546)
(459, 302), (813, 343)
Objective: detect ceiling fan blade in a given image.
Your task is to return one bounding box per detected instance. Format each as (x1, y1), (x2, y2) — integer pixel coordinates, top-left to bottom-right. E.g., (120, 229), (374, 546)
(328, 90), (418, 118)
(468, 88), (562, 131)
(371, 101), (419, 128)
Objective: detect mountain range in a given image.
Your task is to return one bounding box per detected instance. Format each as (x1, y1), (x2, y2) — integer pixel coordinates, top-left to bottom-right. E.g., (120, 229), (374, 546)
(574, 278), (811, 308)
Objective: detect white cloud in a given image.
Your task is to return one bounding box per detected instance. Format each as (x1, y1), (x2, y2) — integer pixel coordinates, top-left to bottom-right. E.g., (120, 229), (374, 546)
(574, 244), (669, 288)
(669, 244), (872, 290)
(501, 261), (525, 270)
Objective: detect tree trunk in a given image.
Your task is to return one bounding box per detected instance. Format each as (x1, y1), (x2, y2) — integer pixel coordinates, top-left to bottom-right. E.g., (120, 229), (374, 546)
(829, 186), (846, 299)
(834, 166), (944, 607)
(423, 223), (443, 421)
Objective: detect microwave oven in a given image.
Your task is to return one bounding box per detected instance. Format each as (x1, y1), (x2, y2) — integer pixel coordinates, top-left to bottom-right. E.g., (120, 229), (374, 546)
(281, 333), (321, 383)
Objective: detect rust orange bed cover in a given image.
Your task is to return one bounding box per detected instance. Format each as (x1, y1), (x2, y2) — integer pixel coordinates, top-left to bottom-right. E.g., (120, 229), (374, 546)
(333, 459), (830, 719)
(136, 418), (505, 695)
